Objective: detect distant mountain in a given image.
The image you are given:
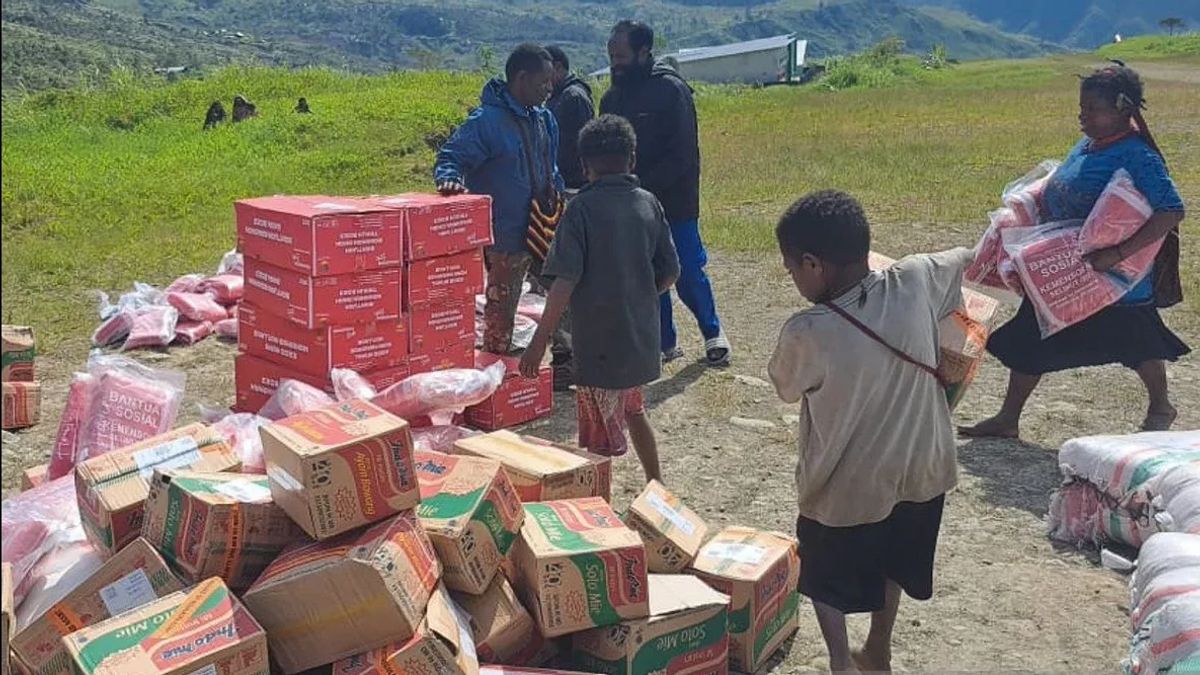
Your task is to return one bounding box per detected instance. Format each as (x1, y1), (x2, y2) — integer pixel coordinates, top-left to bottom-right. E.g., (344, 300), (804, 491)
(3, 0), (1056, 94)
(895, 0), (1200, 48)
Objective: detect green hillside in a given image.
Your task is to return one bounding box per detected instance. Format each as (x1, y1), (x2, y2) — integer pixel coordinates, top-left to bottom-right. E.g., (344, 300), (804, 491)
(3, 0), (1054, 94)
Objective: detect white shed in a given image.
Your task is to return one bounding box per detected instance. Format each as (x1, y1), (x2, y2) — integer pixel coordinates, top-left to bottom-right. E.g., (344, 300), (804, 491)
(592, 34), (808, 84)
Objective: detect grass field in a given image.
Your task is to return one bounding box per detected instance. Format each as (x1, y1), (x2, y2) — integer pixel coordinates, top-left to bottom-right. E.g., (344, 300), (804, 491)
(3, 47), (1198, 349)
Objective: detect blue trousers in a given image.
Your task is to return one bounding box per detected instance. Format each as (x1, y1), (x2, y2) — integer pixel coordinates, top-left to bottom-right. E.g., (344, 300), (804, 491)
(660, 218), (722, 351)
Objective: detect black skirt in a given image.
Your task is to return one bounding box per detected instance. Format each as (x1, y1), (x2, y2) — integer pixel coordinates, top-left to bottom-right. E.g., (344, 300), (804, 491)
(988, 300), (1191, 375)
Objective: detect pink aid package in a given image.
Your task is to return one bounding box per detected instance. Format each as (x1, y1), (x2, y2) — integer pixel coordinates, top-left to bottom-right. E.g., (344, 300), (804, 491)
(167, 291), (228, 323)
(1002, 160), (1058, 227)
(174, 319), (214, 345)
(122, 305), (179, 350)
(1079, 168), (1159, 284)
(214, 317), (238, 340)
(200, 273), (245, 305)
(166, 274), (206, 294)
(48, 372), (97, 480)
(91, 310), (135, 347)
(331, 367), (378, 402)
(1, 475), (84, 607)
(257, 379), (335, 421)
(210, 411), (270, 473)
(75, 355), (186, 464)
(1003, 221), (1129, 337)
(371, 361), (506, 424)
(965, 208), (1026, 297)
(412, 425), (481, 453)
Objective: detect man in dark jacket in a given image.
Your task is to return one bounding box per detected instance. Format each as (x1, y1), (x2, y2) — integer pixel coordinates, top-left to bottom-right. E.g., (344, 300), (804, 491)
(435, 44), (563, 355)
(545, 45), (595, 190)
(600, 20), (731, 366)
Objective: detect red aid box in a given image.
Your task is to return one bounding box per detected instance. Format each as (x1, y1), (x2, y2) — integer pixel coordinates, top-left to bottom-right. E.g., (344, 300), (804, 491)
(405, 248), (485, 309)
(244, 258), (401, 329)
(369, 193), (493, 260)
(236, 195), (403, 276)
(234, 353), (411, 413)
(409, 340), (475, 375)
(238, 302), (408, 378)
(466, 352), (552, 430)
(409, 297), (475, 353)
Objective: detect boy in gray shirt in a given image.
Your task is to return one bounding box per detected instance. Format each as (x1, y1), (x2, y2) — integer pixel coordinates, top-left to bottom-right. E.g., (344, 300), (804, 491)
(520, 114), (679, 483)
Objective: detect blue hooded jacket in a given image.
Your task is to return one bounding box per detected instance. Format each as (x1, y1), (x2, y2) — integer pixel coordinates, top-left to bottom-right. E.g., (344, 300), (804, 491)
(435, 79), (564, 253)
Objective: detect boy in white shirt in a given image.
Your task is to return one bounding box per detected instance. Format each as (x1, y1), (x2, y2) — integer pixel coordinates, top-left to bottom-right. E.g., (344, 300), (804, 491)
(768, 190), (972, 673)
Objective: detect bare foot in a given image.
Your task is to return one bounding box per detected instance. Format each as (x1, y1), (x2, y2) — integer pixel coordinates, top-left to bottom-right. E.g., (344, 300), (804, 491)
(1141, 405), (1178, 432)
(958, 413), (1019, 439)
(852, 647), (892, 674)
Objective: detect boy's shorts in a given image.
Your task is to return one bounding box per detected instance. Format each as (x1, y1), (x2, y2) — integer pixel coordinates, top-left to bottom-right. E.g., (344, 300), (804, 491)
(576, 386), (645, 457)
(795, 495), (945, 614)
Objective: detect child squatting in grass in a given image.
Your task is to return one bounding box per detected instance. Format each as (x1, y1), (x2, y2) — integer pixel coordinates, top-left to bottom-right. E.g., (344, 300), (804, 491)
(520, 114), (680, 483)
(769, 190), (972, 673)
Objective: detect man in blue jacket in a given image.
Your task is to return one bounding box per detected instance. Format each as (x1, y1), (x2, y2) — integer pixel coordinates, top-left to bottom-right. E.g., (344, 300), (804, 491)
(601, 20), (731, 367)
(435, 44), (564, 355)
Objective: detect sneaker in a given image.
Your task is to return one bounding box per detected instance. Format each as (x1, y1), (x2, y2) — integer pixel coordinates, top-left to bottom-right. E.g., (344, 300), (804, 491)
(662, 346), (685, 364)
(704, 334), (731, 367)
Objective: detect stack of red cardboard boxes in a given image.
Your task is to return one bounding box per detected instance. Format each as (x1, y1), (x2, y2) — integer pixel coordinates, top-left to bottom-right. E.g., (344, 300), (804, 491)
(234, 194), (494, 415)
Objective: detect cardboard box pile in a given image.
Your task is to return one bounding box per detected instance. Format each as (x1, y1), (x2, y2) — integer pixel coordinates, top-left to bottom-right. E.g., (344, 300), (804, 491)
(234, 193), (496, 415)
(2, 325), (40, 429)
(454, 431), (612, 503)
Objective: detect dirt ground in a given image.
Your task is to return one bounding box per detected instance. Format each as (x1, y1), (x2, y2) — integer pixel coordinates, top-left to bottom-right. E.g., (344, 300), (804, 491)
(4, 252), (1197, 673)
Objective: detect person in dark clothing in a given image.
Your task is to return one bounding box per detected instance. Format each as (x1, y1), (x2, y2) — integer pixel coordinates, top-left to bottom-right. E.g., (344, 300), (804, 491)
(600, 20), (731, 367)
(545, 45), (595, 190)
(203, 101), (226, 130)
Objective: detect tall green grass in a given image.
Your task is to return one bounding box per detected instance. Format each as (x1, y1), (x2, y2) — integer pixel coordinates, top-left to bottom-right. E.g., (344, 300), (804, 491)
(1097, 34), (1200, 60)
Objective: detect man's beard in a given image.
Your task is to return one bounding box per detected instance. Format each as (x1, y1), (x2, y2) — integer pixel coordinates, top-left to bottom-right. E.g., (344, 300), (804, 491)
(611, 60), (651, 87)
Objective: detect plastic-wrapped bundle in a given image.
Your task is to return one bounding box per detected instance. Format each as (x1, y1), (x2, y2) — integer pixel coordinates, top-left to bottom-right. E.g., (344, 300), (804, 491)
(167, 292), (228, 323)
(47, 372), (97, 480)
(210, 411), (270, 473)
(1079, 169), (1160, 284)
(257, 379), (335, 421)
(214, 317), (238, 340)
(1149, 463), (1200, 535)
(15, 539), (103, 631)
(1131, 533), (1200, 624)
(122, 305), (180, 350)
(75, 355), (186, 466)
(1001, 160), (1058, 226)
(1126, 594), (1200, 675)
(331, 368), (377, 402)
(517, 292), (547, 321)
(174, 319), (214, 345)
(1, 475), (84, 607)
(200, 273), (244, 305)
(96, 283), (166, 321)
(474, 312), (537, 351)
(91, 310), (135, 347)
(372, 362), (506, 424)
(965, 208), (1026, 298)
(217, 248), (243, 276)
(165, 274), (206, 294)
(411, 425), (481, 453)
(1003, 221), (1130, 337)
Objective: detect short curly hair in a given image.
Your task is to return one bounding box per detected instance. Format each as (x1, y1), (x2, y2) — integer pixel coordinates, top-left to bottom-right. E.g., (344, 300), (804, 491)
(1081, 61), (1145, 113)
(578, 114), (637, 161)
(776, 190), (871, 264)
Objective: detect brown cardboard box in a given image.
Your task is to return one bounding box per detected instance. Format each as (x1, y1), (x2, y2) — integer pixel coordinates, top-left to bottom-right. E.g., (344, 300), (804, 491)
(141, 470), (303, 590)
(74, 424), (240, 557)
(415, 449), (524, 594)
(451, 574), (534, 664)
(512, 498), (649, 638)
(3, 563), (12, 675)
(624, 481), (709, 574)
(332, 584), (479, 675)
(2, 381), (41, 430)
(572, 574), (731, 675)
(20, 463), (49, 490)
(11, 538), (185, 675)
(259, 398), (419, 540)
(689, 527), (800, 673)
(453, 431), (610, 503)
(61, 577), (267, 675)
(2, 325), (36, 382)
(480, 669), (599, 675)
(242, 511), (441, 674)
(867, 251), (999, 411)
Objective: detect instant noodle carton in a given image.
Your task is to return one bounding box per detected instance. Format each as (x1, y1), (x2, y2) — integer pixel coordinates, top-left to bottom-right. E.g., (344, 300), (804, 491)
(624, 481), (709, 574)
(243, 258), (402, 329)
(238, 302), (408, 378)
(3, 563), (12, 675)
(141, 470), (303, 590)
(409, 297), (476, 353)
(2, 381), (41, 429)
(1, 325), (35, 382)
(572, 574), (731, 675)
(75, 424), (240, 557)
(242, 511), (441, 674)
(415, 450), (524, 594)
(11, 539), (185, 675)
(867, 251), (999, 411)
(332, 584), (479, 675)
(405, 248), (486, 308)
(367, 193), (493, 261)
(467, 352), (553, 431)
(689, 527), (800, 673)
(453, 431), (610, 503)
(512, 498), (649, 638)
(235, 195), (404, 277)
(451, 574), (535, 663)
(259, 398), (419, 540)
(408, 339), (476, 375)
(481, 670), (599, 675)
(61, 577), (267, 675)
